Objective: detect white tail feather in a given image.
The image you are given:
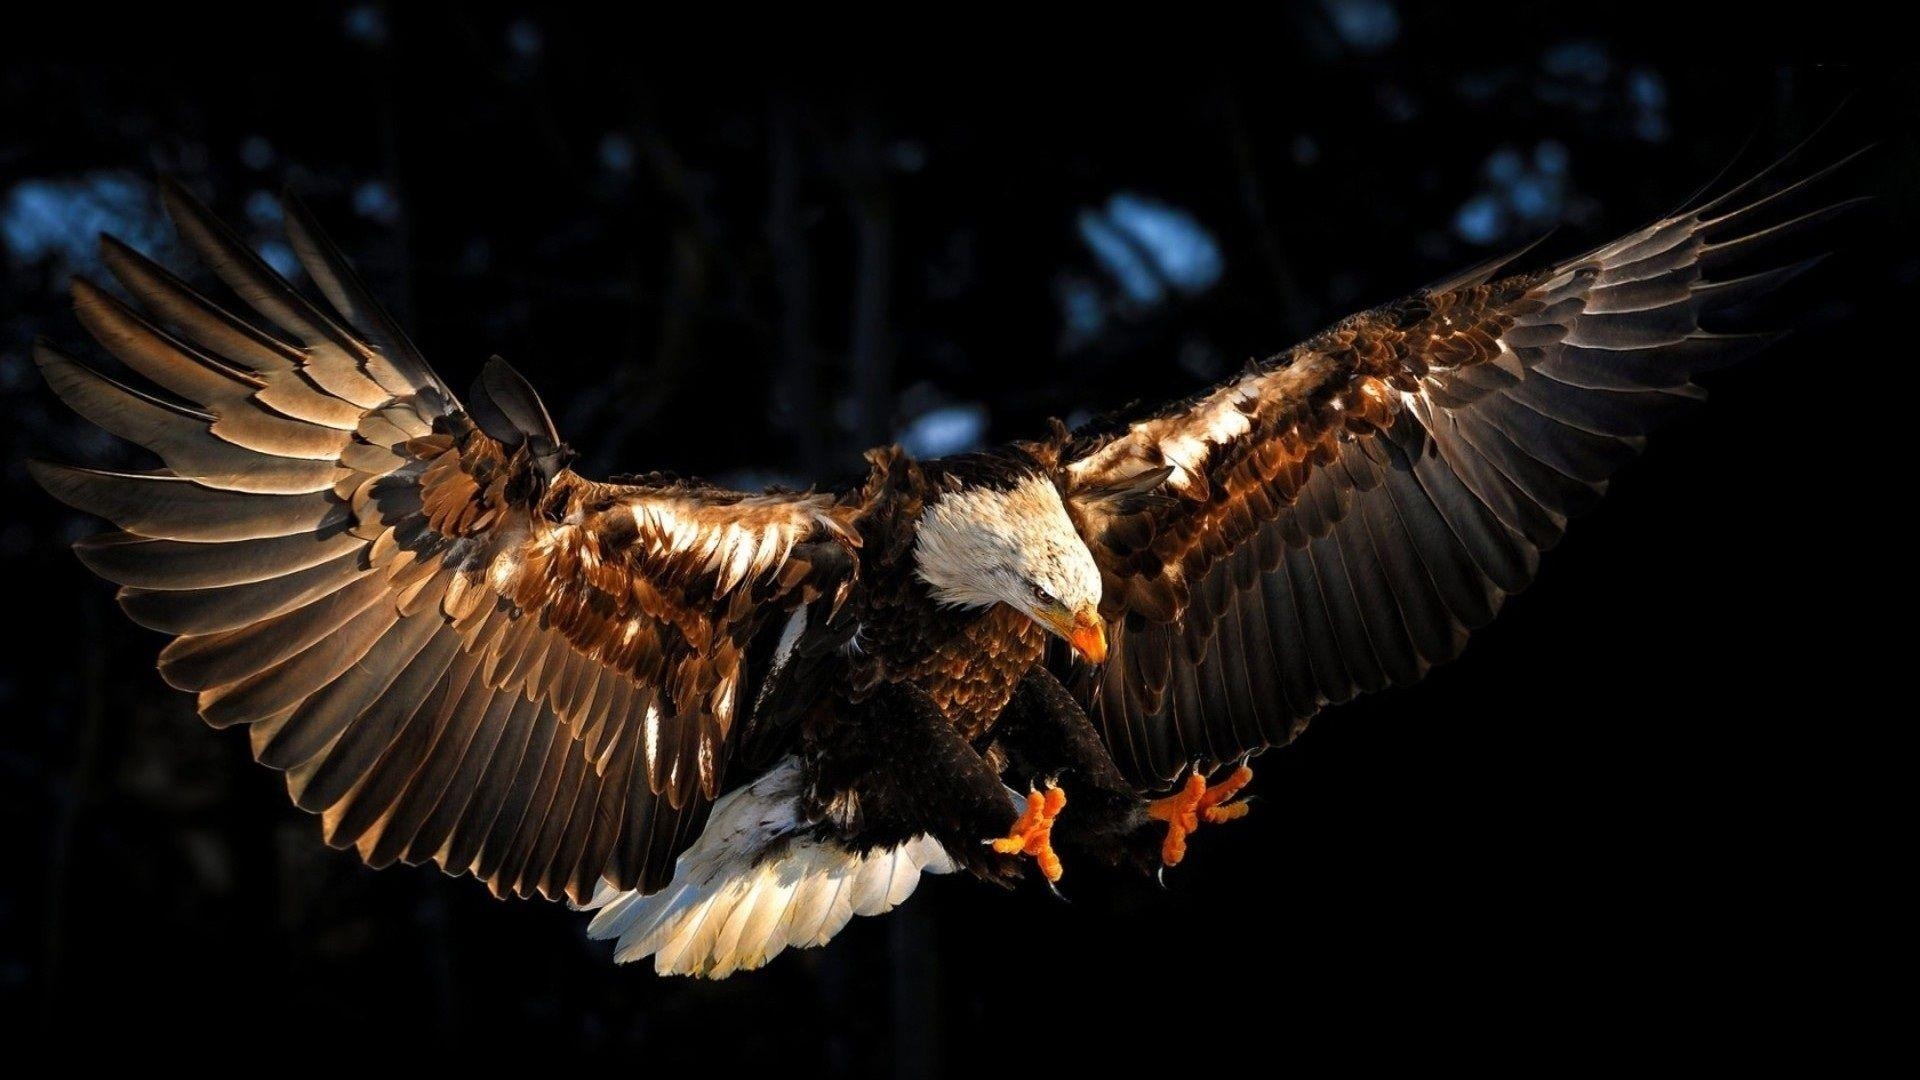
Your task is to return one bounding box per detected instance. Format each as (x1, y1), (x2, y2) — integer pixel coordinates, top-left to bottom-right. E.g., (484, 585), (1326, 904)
(579, 757), (954, 977)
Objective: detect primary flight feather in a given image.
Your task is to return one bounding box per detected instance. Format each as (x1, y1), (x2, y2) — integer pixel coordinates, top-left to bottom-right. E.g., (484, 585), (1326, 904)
(32, 150), (1849, 977)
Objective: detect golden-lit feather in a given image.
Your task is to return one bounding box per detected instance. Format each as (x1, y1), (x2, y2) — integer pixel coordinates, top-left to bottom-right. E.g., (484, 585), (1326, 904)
(34, 182), (860, 899)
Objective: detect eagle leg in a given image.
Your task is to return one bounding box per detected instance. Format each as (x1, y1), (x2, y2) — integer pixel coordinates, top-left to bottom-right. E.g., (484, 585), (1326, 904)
(1147, 764), (1254, 867)
(987, 784), (1066, 883)
(990, 666), (1155, 874)
(806, 680), (1034, 886)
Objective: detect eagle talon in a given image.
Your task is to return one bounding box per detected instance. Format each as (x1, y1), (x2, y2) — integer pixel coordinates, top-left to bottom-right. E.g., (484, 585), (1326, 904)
(1147, 764), (1254, 867)
(988, 784), (1066, 883)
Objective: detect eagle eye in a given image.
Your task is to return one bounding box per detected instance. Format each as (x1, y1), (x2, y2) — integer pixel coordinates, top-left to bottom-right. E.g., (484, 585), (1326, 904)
(1027, 581), (1058, 607)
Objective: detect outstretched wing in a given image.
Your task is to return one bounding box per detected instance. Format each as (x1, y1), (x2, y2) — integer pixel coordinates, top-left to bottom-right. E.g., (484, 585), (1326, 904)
(1062, 155), (1858, 787)
(33, 180), (859, 898)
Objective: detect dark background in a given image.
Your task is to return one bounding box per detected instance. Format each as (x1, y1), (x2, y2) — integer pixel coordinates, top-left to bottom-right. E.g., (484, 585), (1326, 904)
(1, 7), (1906, 1070)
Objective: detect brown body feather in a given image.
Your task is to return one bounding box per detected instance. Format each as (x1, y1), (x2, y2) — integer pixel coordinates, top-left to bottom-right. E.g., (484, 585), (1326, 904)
(838, 446), (1049, 740)
(854, 591), (1046, 743)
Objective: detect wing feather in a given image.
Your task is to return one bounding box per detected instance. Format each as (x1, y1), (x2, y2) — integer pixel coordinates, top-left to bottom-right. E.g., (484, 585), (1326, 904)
(75, 529), (363, 591)
(35, 183), (860, 900)
(379, 653), (512, 866)
(1064, 153), (1851, 785)
(117, 550), (372, 635)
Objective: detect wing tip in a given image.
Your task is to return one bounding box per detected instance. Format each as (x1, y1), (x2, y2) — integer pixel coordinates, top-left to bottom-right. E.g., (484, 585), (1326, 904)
(1426, 228), (1559, 293)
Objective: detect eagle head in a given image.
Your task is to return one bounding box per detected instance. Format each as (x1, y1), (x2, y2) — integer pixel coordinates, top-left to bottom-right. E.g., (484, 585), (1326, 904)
(912, 471), (1107, 663)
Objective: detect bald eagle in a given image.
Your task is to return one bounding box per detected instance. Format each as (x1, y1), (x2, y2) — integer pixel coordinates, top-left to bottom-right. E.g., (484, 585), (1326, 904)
(31, 154), (1849, 977)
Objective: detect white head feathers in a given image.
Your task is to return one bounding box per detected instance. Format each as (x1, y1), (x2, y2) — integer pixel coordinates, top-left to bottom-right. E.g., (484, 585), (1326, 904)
(913, 472), (1102, 617)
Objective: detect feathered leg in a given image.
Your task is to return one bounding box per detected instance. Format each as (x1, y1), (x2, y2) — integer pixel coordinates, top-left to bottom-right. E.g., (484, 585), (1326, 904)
(804, 681), (1045, 885)
(990, 667), (1157, 873)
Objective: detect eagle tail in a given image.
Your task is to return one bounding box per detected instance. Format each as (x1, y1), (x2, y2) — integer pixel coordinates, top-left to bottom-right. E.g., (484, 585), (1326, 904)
(579, 758), (954, 978)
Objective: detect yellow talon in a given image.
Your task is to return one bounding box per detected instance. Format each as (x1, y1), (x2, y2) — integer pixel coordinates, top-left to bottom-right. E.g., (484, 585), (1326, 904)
(988, 784), (1066, 882)
(1147, 764), (1254, 866)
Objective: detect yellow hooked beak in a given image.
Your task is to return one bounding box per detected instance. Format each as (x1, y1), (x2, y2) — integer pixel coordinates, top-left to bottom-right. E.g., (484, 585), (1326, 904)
(1042, 604), (1108, 664)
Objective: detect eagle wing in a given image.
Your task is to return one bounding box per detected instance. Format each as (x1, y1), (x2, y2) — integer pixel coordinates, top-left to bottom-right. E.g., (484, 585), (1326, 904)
(1062, 156), (1857, 787)
(34, 181), (859, 899)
